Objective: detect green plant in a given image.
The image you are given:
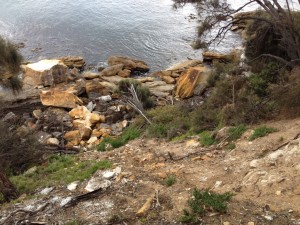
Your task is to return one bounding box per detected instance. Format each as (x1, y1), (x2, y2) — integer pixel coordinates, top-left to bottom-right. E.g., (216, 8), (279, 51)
(164, 175), (176, 187)
(180, 189), (232, 223)
(10, 155), (112, 194)
(249, 125), (278, 141)
(98, 126), (141, 151)
(117, 79), (154, 109)
(228, 124), (247, 141)
(199, 131), (216, 146)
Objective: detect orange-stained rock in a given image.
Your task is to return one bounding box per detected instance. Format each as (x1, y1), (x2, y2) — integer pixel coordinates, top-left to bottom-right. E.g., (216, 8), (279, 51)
(64, 130), (81, 143)
(85, 79), (113, 98)
(23, 59), (67, 86)
(108, 56), (149, 72)
(99, 64), (124, 77)
(58, 56), (85, 69)
(175, 66), (210, 99)
(202, 51), (232, 62)
(40, 89), (83, 108)
(161, 75), (176, 84)
(90, 113), (105, 124)
(118, 69), (131, 78)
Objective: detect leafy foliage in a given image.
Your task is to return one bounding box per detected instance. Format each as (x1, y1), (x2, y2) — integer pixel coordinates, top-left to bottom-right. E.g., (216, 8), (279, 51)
(164, 175), (177, 187)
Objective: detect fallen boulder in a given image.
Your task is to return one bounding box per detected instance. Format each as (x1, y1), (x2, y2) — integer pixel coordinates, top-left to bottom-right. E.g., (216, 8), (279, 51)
(175, 66), (210, 99)
(40, 89), (83, 108)
(23, 59), (67, 86)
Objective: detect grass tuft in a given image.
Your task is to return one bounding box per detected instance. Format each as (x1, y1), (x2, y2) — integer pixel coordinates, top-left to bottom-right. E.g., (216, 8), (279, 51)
(10, 155), (112, 195)
(199, 131), (216, 146)
(228, 124), (247, 141)
(98, 126), (141, 151)
(249, 125), (278, 141)
(164, 175), (176, 187)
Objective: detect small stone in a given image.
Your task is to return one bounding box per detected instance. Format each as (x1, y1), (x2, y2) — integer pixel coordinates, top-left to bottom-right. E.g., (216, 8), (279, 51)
(103, 171), (116, 179)
(32, 109), (43, 119)
(67, 181), (80, 191)
(24, 166), (37, 175)
(250, 159), (259, 168)
(288, 209), (294, 213)
(223, 222), (230, 225)
(87, 136), (98, 144)
(46, 137), (60, 146)
(85, 178), (111, 192)
(263, 215), (273, 221)
(276, 190), (281, 196)
(247, 222), (255, 225)
(40, 187), (54, 195)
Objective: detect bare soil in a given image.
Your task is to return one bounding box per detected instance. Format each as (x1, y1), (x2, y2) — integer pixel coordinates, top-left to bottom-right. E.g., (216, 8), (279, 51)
(1, 117), (300, 224)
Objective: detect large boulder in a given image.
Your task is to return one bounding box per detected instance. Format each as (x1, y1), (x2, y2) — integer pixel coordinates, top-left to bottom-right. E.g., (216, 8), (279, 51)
(99, 64), (124, 77)
(85, 79), (115, 99)
(59, 56), (85, 69)
(23, 59), (67, 86)
(166, 59), (202, 71)
(40, 89), (83, 108)
(175, 66), (210, 99)
(108, 56), (149, 72)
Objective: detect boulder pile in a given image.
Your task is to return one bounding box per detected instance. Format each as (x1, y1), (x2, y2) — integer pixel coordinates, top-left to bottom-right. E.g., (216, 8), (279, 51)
(3, 53), (235, 150)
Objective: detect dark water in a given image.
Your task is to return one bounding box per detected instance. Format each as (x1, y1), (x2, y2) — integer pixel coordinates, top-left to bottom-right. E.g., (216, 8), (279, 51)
(0, 0), (203, 71)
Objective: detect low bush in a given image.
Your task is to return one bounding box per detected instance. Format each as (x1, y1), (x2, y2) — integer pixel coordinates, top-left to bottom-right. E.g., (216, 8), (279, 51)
(249, 125), (278, 141)
(117, 79), (154, 109)
(199, 131), (216, 146)
(180, 189), (232, 223)
(228, 124), (247, 141)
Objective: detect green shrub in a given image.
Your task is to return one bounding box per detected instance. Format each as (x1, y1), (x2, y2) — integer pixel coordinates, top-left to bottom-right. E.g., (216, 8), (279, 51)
(180, 189), (232, 223)
(199, 131), (216, 146)
(228, 124), (247, 141)
(249, 125), (278, 141)
(10, 155), (112, 194)
(226, 142), (236, 150)
(145, 105), (191, 139)
(117, 79), (154, 109)
(164, 175), (176, 187)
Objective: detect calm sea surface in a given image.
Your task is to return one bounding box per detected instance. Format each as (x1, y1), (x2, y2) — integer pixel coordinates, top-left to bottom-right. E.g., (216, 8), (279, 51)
(0, 0), (204, 71)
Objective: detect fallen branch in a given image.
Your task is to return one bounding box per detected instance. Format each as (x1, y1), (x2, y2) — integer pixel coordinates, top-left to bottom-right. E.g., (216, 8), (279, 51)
(63, 188), (104, 208)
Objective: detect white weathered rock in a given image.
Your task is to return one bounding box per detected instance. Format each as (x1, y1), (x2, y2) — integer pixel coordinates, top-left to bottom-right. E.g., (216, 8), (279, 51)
(60, 197), (73, 207)
(103, 171), (116, 179)
(40, 187), (54, 195)
(67, 181), (80, 191)
(23, 59), (67, 86)
(85, 177), (111, 192)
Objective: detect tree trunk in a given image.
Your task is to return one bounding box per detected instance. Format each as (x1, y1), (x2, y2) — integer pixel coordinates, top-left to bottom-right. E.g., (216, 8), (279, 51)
(0, 171), (19, 202)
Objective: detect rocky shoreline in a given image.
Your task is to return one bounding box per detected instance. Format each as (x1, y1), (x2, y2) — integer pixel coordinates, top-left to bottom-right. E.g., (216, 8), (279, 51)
(1, 52), (235, 152)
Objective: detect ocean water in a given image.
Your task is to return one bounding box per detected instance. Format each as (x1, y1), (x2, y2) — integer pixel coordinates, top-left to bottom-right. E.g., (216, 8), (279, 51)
(0, 0), (202, 71)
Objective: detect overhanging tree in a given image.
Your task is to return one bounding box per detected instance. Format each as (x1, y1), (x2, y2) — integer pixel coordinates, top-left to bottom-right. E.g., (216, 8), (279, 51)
(174, 0), (300, 67)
